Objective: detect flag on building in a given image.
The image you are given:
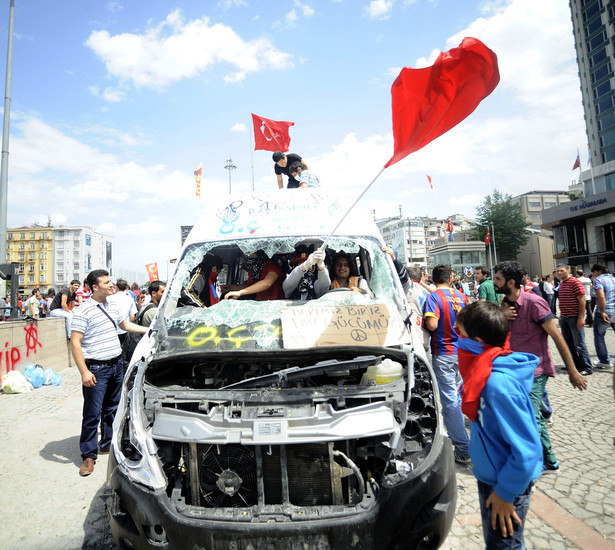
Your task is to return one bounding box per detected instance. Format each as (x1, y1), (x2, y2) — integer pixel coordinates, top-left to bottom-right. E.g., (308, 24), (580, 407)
(485, 228), (491, 246)
(145, 263), (159, 283)
(427, 174), (433, 189)
(384, 37), (500, 168)
(252, 114), (295, 152)
(194, 163), (202, 198)
(572, 153), (580, 171)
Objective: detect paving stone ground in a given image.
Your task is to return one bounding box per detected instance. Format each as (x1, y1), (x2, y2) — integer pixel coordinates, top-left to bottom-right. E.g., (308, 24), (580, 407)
(442, 322), (615, 550)
(0, 323), (613, 549)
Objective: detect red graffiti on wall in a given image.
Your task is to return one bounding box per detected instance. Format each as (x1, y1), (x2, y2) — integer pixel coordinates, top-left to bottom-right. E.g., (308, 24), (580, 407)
(1, 341), (21, 375)
(0, 322), (44, 383)
(24, 322), (42, 357)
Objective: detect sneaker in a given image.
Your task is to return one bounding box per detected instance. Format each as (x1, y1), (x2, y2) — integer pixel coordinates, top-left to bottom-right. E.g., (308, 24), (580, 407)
(98, 447), (110, 455)
(79, 457), (95, 477)
(454, 451), (471, 464)
(593, 361), (612, 369)
(578, 369), (593, 376)
(542, 461), (559, 474)
(544, 416), (554, 426)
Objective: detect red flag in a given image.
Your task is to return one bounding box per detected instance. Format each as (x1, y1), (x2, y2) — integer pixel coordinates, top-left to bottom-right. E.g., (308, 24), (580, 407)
(485, 229), (490, 246)
(385, 37), (500, 168)
(572, 153), (580, 170)
(252, 114), (294, 152)
(194, 163), (202, 199)
(426, 174), (433, 189)
(145, 263), (159, 283)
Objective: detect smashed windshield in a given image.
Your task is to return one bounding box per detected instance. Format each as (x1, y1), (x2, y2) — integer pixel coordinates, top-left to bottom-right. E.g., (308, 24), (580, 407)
(156, 236), (408, 353)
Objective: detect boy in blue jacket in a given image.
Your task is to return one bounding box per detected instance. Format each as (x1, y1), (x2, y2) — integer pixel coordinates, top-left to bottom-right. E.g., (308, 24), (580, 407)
(456, 301), (543, 549)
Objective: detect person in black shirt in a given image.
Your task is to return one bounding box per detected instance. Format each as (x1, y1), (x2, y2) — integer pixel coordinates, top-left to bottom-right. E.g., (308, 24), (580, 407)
(272, 151), (310, 189)
(49, 279), (80, 338)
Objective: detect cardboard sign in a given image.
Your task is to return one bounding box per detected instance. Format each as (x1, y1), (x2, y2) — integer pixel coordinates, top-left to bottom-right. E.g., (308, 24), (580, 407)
(281, 303), (410, 349)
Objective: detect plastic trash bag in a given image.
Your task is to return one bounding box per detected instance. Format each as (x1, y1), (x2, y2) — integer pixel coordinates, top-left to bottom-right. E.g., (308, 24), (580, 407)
(23, 363), (45, 389)
(43, 368), (62, 386)
(1, 370), (34, 393)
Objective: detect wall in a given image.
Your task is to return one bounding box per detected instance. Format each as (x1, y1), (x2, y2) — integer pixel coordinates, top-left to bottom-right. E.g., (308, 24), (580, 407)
(0, 318), (73, 382)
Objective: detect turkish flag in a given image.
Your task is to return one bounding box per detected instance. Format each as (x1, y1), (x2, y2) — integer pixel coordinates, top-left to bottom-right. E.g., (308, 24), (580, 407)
(385, 37), (500, 168)
(485, 229), (491, 246)
(145, 263), (159, 283)
(572, 153), (580, 170)
(252, 114), (295, 152)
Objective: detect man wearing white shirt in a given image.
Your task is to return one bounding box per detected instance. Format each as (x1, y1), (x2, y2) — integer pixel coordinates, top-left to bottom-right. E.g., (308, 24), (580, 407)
(107, 278), (137, 344)
(71, 269), (147, 477)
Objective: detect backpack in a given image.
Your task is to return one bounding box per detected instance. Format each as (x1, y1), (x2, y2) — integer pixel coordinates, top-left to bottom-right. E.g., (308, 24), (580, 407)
(121, 303), (156, 365)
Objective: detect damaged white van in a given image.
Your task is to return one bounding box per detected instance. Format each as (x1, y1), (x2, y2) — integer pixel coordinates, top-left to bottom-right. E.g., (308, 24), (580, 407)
(105, 189), (457, 550)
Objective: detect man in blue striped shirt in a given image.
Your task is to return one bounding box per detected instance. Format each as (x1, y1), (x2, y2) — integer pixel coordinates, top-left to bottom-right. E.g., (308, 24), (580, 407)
(71, 269), (148, 477)
(591, 264), (615, 370)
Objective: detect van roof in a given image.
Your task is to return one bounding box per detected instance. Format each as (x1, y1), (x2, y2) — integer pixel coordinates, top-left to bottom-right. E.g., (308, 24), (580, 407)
(183, 189), (383, 247)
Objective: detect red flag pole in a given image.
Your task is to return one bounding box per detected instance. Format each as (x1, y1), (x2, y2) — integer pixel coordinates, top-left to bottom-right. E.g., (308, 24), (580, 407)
(321, 167), (386, 250)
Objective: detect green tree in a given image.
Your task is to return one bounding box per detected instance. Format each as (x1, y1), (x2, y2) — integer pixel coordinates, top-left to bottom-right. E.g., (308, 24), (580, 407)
(468, 190), (531, 261)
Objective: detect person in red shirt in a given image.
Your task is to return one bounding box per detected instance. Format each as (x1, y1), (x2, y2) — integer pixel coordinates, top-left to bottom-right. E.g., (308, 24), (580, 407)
(556, 264), (593, 375)
(224, 251), (284, 301)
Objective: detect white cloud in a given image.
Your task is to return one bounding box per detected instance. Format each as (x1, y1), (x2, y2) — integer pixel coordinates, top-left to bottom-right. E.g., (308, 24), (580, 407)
(85, 9), (294, 88)
(106, 2), (123, 13)
(366, 0), (394, 20)
(231, 122), (248, 132)
(385, 66), (402, 77)
(285, 10), (298, 27)
(297, 2), (315, 17)
(88, 84), (127, 103)
(7, 115), (209, 271)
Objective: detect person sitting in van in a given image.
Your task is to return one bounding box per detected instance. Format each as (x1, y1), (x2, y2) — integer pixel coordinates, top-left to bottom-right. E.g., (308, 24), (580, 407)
(224, 251), (285, 301)
(283, 248), (330, 301)
(329, 252), (373, 296)
(179, 253), (224, 307)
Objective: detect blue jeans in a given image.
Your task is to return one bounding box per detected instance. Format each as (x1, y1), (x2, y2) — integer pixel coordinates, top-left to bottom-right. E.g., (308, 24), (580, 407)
(529, 376), (556, 465)
(80, 358), (124, 460)
(559, 316), (593, 372)
(478, 480), (533, 549)
(432, 354), (469, 455)
(593, 311), (615, 364)
(545, 294), (554, 314)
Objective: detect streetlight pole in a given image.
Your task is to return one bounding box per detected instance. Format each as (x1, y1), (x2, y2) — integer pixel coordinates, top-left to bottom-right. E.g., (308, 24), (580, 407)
(224, 158), (236, 194)
(0, 0), (15, 272)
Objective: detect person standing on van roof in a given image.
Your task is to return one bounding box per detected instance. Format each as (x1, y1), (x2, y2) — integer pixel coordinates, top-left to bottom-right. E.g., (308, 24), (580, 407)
(289, 161), (320, 188)
(272, 151), (309, 189)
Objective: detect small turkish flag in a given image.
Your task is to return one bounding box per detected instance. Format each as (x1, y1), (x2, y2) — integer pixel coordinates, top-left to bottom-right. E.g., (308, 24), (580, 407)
(252, 114), (294, 152)
(485, 229), (491, 246)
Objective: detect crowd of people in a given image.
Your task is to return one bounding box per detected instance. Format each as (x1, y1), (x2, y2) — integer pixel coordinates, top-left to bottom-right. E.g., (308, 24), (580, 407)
(7, 246), (614, 548)
(411, 260), (614, 548)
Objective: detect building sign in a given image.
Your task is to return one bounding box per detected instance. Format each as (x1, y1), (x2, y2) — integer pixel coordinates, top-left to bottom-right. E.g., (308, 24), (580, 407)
(569, 197), (608, 213)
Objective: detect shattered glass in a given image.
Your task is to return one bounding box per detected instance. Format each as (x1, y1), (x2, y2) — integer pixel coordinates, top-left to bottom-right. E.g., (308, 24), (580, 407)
(157, 235), (405, 353)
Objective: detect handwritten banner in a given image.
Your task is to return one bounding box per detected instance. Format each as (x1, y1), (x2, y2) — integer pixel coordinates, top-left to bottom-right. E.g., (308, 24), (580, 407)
(280, 303), (410, 349)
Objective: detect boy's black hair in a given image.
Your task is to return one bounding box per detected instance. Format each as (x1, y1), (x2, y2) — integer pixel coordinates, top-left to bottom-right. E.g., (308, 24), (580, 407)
(493, 260), (525, 289)
(288, 160), (306, 174)
(456, 301), (509, 347)
(272, 151), (285, 162)
(431, 264), (451, 285)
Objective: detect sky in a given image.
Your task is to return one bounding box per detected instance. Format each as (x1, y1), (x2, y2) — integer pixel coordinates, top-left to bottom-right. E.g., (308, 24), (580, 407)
(0, 0), (587, 276)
